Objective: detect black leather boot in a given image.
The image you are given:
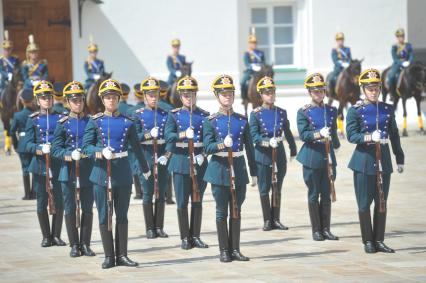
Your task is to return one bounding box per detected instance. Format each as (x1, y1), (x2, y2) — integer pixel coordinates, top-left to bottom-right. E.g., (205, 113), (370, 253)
(229, 218), (249, 261)
(190, 205), (209, 248)
(143, 203), (156, 239)
(65, 214), (80, 257)
(37, 210), (51, 247)
(99, 224), (115, 269)
(178, 208), (193, 250)
(308, 202), (324, 241)
(154, 201), (168, 238)
(133, 175), (142, 200)
(271, 194), (289, 230)
(216, 220), (231, 262)
(166, 178), (175, 204)
(22, 173), (31, 200)
(80, 213), (96, 256)
(320, 201), (338, 240)
(51, 209), (66, 246)
(260, 195), (272, 231)
(29, 175), (36, 199)
(359, 210), (376, 253)
(116, 223), (138, 267)
(373, 207), (395, 253)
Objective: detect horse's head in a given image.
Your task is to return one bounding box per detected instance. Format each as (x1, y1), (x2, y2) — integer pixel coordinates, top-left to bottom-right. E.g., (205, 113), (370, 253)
(347, 59), (363, 84)
(406, 62), (426, 91)
(181, 62), (193, 77)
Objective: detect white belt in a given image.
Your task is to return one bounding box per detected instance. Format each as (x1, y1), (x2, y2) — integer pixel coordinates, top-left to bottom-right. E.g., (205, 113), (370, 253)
(111, 151), (128, 159)
(176, 142), (203, 148)
(367, 139), (389, 145)
(270, 137), (283, 142)
(214, 151), (244, 158)
(141, 139), (166, 145)
(19, 132), (26, 137)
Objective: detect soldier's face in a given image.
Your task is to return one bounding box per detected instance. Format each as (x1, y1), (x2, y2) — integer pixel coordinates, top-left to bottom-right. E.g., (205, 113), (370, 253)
(3, 48), (11, 57)
(68, 97), (84, 113)
(260, 89), (276, 105)
(364, 85), (380, 102)
(89, 51), (98, 59)
(37, 95), (53, 110)
(180, 91), (196, 108)
(309, 89), (326, 103)
(29, 51), (39, 61)
(102, 94), (119, 111)
(218, 90), (234, 108)
(336, 39), (344, 47)
(397, 35), (405, 44)
(145, 91), (158, 108)
(249, 42), (257, 50)
(172, 45), (180, 54)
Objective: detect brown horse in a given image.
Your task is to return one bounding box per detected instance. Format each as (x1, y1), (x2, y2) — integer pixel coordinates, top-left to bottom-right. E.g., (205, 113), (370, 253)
(326, 59), (363, 136)
(0, 68), (23, 155)
(382, 62), (426, 136)
(168, 62), (193, 108)
(86, 72), (112, 115)
(244, 64), (274, 117)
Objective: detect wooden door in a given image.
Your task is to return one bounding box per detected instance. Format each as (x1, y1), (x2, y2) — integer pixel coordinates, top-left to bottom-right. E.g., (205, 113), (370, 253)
(3, 0), (72, 82)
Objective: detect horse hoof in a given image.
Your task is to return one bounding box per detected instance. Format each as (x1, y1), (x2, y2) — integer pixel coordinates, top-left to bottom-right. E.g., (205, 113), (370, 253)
(402, 129), (408, 137)
(338, 132), (346, 139)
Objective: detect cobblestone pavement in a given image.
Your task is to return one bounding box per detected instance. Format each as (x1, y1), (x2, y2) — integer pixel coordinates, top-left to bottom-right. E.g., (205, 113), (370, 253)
(0, 133), (425, 282)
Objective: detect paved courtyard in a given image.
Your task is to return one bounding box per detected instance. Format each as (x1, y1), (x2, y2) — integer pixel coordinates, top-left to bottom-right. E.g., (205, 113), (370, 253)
(0, 131), (425, 282)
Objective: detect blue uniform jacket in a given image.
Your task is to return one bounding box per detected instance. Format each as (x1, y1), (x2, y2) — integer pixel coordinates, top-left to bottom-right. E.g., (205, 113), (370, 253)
(296, 103), (340, 169)
(10, 107), (33, 152)
(332, 47), (352, 71)
(52, 114), (93, 187)
(21, 60), (49, 90)
(249, 105), (297, 166)
(82, 112), (149, 187)
(391, 43), (413, 67)
(346, 100), (404, 175)
(165, 106), (209, 174)
(203, 111), (256, 187)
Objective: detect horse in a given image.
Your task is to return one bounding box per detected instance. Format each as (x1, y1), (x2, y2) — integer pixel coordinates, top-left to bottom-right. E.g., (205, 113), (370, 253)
(169, 62), (193, 108)
(382, 62), (426, 136)
(326, 59), (363, 137)
(86, 72), (112, 115)
(244, 64), (274, 117)
(0, 68), (23, 155)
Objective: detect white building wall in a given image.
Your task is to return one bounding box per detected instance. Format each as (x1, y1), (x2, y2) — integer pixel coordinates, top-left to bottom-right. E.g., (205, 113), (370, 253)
(310, 0), (407, 74)
(69, 0), (241, 94)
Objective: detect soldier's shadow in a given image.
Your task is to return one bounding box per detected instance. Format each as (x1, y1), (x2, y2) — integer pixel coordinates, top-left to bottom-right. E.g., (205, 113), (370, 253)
(137, 255), (219, 267)
(338, 229), (426, 239)
(396, 246), (426, 254)
(253, 249), (349, 261)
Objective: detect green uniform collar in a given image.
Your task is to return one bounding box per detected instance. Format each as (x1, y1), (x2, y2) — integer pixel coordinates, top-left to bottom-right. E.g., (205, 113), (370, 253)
(104, 110), (120, 117)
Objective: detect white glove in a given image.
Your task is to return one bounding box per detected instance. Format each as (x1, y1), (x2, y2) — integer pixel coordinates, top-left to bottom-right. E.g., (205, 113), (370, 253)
(224, 135), (233, 148)
(341, 62), (350, 68)
(7, 73), (12, 81)
(269, 137), (278, 148)
(41, 143), (51, 154)
(320, 127), (330, 138)
(102, 147), (113, 160)
(371, 130), (381, 142)
(397, 164), (404, 173)
(71, 149), (81, 161)
(185, 127), (194, 139)
(143, 170), (151, 180)
(150, 127), (159, 138)
(158, 155), (168, 165)
(402, 61), (410, 68)
(195, 154), (204, 166)
(32, 80), (40, 86)
(93, 74), (101, 80)
(252, 64), (261, 72)
(175, 70), (182, 77)
(251, 176), (257, 187)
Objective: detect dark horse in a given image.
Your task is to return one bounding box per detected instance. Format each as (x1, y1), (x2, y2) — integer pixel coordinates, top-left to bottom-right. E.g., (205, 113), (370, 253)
(382, 62), (426, 136)
(244, 64), (274, 117)
(168, 62), (193, 108)
(86, 72), (112, 115)
(0, 68), (23, 155)
(326, 59), (363, 136)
